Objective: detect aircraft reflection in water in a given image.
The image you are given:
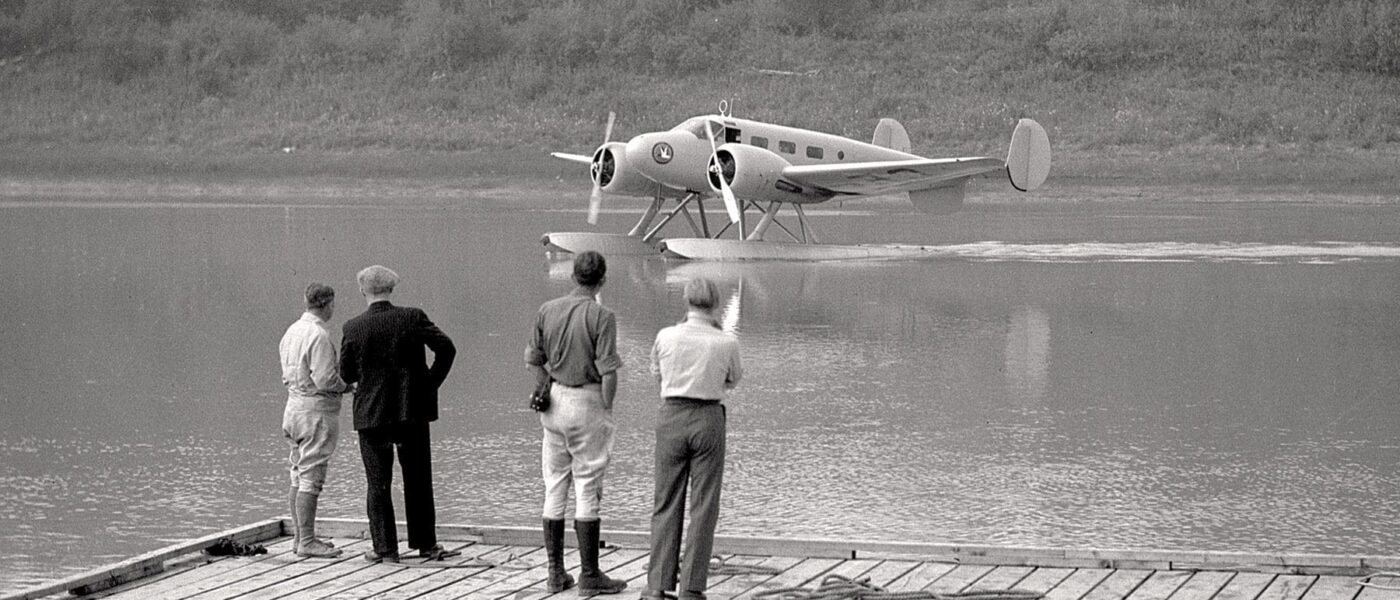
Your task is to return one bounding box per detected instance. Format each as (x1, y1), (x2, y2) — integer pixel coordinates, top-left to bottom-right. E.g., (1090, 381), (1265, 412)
(544, 257), (1050, 405)
(547, 102), (1051, 260)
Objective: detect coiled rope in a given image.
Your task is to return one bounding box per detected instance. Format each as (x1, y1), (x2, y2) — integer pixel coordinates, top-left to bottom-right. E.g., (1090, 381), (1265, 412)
(1357, 573), (1400, 591)
(754, 574), (1045, 600)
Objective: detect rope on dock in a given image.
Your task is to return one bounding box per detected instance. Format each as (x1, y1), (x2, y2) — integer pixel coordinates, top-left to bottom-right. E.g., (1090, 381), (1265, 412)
(754, 574), (1045, 600)
(1357, 573), (1400, 591)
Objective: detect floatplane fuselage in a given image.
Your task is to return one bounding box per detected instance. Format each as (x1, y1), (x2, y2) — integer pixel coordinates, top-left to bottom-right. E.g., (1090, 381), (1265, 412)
(548, 105), (1051, 260)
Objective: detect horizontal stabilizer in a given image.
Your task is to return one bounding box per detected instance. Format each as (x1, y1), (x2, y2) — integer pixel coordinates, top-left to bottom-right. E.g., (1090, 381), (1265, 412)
(1006, 119), (1051, 191)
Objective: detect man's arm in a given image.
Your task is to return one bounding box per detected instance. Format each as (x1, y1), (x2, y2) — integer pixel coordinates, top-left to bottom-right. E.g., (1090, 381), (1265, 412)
(339, 332), (359, 385)
(725, 338), (743, 389)
(418, 310), (456, 388)
(309, 334), (350, 393)
(601, 371), (617, 410)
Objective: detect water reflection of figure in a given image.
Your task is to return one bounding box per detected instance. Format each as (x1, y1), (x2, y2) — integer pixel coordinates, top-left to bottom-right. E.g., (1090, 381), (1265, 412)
(277, 283), (350, 559)
(525, 251), (628, 596)
(644, 278), (744, 600)
(340, 265), (459, 564)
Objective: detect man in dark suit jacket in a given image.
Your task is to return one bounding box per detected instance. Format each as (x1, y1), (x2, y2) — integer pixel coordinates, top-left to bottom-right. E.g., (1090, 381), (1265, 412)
(340, 265), (458, 563)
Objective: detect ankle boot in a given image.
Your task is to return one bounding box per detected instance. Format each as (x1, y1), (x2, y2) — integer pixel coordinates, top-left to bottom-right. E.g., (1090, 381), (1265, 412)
(543, 519), (575, 592)
(294, 492), (342, 558)
(575, 519), (626, 596)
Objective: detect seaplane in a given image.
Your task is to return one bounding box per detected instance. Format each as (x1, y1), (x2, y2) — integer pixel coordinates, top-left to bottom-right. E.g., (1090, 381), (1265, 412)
(547, 102), (1050, 261)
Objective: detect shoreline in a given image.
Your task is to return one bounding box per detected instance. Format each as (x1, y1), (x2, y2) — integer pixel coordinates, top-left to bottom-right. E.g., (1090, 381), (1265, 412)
(1, 144), (1397, 208)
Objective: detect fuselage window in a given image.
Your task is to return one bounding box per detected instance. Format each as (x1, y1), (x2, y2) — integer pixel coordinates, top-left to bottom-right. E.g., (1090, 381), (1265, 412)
(838, 151), (845, 160)
(725, 128), (742, 144)
(778, 140), (796, 154)
(751, 136), (769, 149)
(806, 146), (824, 159)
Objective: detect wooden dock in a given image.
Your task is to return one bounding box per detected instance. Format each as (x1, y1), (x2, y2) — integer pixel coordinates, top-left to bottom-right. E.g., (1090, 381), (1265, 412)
(6, 519), (1399, 600)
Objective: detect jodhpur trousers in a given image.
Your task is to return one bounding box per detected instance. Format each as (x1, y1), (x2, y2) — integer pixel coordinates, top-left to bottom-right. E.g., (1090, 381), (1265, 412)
(540, 382), (616, 520)
(646, 399), (727, 596)
(359, 420), (437, 555)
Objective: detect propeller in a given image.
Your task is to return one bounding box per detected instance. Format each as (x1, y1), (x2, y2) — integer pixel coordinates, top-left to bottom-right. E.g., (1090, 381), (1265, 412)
(704, 119), (742, 223)
(586, 111), (617, 225)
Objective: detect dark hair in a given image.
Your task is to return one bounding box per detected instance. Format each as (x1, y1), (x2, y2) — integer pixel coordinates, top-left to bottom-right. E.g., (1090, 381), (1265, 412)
(305, 283), (335, 310)
(572, 251), (607, 287)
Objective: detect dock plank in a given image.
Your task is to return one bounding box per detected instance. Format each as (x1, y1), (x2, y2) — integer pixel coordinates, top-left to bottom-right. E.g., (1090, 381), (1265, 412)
(1042, 569), (1114, 600)
(1165, 571), (1235, 600)
(731, 557), (842, 599)
(100, 538), (334, 600)
(1080, 569), (1153, 600)
(925, 564), (997, 593)
(1213, 572), (1278, 600)
(374, 546), (547, 600)
(1301, 576), (1362, 600)
(517, 548), (651, 600)
(1013, 568), (1076, 594)
(249, 541), (480, 600)
(859, 560), (921, 588)
(282, 544), (511, 600)
(1257, 576), (1318, 600)
(1127, 571), (1194, 600)
(181, 539), (379, 600)
(884, 562), (958, 593)
(969, 566), (1036, 591)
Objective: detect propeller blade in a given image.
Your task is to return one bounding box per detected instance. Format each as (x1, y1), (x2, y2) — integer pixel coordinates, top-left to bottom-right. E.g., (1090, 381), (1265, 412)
(586, 112), (616, 225)
(705, 119), (741, 223)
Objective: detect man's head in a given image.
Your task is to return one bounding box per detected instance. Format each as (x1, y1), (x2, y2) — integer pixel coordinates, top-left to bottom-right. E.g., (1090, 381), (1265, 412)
(357, 265), (399, 300)
(683, 277), (719, 312)
(305, 282), (335, 318)
(572, 251), (607, 288)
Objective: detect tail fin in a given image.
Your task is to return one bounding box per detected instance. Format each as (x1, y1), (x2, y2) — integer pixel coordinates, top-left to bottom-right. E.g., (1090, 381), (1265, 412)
(1006, 118), (1051, 191)
(873, 118), (911, 153)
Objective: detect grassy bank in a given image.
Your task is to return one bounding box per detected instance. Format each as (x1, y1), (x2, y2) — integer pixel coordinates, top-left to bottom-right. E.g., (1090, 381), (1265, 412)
(1, 0), (1398, 198)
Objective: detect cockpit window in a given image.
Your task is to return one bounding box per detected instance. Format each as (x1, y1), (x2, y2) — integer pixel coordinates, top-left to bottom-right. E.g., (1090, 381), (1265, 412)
(673, 117), (729, 142)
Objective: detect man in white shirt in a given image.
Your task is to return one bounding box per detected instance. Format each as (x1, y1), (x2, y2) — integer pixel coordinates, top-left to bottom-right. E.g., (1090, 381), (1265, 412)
(279, 283), (351, 558)
(643, 277), (742, 600)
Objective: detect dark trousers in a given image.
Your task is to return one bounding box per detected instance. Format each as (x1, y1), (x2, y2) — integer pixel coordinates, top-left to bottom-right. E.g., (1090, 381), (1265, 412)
(358, 420), (436, 555)
(646, 400), (726, 595)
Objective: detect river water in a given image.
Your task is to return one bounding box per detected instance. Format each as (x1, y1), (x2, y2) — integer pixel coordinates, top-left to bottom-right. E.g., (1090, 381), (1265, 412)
(1, 197), (1398, 591)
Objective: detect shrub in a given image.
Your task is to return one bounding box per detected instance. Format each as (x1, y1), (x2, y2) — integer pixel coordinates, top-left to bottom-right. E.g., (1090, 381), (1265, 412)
(167, 9), (280, 97)
(399, 0), (508, 73)
(281, 14), (397, 69)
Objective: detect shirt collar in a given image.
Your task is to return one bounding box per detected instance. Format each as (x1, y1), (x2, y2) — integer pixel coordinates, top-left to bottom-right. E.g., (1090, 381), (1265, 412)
(369, 300), (393, 312)
(683, 312), (721, 329)
(299, 311), (326, 325)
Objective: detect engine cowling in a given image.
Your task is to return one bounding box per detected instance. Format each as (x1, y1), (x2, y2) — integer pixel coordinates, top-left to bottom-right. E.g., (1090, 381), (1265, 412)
(709, 144), (828, 204)
(593, 141), (662, 197)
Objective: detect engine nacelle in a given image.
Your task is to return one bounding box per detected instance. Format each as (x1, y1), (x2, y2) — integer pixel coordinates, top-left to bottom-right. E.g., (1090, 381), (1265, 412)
(594, 141), (667, 197)
(710, 144), (829, 204)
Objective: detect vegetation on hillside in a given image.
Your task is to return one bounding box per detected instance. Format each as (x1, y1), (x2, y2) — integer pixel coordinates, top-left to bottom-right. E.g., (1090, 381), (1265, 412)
(1, 0), (1398, 158)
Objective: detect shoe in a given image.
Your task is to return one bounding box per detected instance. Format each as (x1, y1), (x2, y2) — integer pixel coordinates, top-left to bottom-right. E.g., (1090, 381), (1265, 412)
(363, 549), (400, 563)
(416, 544), (462, 560)
(295, 537), (342, 559)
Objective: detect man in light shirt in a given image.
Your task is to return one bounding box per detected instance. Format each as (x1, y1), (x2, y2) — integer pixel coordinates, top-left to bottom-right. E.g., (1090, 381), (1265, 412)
(643, 277), (743, 600)
(278, 283), (351, 558)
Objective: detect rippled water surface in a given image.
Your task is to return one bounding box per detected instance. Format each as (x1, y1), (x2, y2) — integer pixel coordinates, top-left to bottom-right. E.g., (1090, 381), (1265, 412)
(1, 198), (1398, 592)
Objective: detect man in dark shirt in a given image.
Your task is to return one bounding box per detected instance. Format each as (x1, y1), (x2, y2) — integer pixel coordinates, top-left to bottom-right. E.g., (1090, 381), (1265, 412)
(525, 251), (627, 596)
(340, 265), (458, 563)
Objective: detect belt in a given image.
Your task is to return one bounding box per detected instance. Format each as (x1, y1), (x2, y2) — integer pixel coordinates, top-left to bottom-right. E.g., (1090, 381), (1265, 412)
(556, 382), (601, 391)
(665, 396), (721, 405)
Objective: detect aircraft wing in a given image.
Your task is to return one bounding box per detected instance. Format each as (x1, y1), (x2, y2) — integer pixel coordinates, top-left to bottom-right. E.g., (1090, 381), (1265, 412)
(783, 157), (1004, 196)
(551, 152), (592, 164)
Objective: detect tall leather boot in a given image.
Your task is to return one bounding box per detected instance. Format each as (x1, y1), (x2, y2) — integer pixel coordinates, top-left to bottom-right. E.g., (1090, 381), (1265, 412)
(544, 519), (575, 592)
(294, 492), (342, 558)
(575, 519), (626, 596)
